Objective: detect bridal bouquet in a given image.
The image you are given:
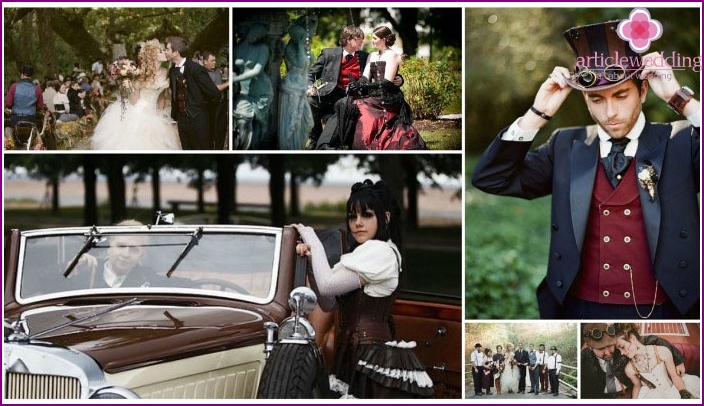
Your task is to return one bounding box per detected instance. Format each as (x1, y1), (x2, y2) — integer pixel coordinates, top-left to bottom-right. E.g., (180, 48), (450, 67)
(108, 58), (141, 119)
(108, 59), (141, 94)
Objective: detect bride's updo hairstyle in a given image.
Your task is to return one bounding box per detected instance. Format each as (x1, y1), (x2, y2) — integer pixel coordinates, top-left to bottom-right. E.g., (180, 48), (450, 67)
(373, 26), (396, 47)
(618, 323), (642, 343)
(136, 39), (164, 85)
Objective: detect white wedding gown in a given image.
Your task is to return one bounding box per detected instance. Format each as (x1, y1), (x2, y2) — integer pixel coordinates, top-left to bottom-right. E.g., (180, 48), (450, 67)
(501, 352), (520, 393)
(91, 78), (180, 150)
(635, 348), (700, 399)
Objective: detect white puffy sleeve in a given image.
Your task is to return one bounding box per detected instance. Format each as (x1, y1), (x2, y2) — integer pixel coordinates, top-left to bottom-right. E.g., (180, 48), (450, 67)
(333, 239), (400, 297)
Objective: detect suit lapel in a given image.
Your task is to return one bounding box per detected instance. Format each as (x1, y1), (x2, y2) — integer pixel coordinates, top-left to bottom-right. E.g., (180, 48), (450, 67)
(570, 125), (599, 254)
(634, 121), (668, 262)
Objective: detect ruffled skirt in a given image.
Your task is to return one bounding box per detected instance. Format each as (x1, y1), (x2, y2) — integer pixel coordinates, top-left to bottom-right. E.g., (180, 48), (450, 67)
(91, 99), (180, 150)
(330, 340), (434, 399)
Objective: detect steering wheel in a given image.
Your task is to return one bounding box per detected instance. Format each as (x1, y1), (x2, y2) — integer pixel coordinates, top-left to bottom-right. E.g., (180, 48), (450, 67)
(192, 278), (249, 295)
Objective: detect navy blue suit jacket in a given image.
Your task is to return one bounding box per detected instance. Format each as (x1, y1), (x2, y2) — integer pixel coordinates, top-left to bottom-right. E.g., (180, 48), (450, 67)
(472, 120), (700, 318)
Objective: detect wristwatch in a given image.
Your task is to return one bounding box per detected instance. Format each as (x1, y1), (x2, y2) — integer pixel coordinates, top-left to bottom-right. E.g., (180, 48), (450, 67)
(668, 86), (695, 115)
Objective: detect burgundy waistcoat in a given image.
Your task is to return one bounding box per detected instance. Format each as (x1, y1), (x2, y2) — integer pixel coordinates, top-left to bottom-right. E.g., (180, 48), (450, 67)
(573, 161), (666, 305)
(338, 54), (361, 90)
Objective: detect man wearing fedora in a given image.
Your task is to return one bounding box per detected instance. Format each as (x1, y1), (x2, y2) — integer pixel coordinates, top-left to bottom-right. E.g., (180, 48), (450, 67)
(470, 343), (484, 396)
(580, 323), (686, 398)
(472, 20), (700, 319)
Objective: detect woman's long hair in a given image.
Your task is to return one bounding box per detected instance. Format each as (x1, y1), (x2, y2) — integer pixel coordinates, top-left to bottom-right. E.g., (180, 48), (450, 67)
(135, 39), (163, 86)
(345, 179), (402, 251)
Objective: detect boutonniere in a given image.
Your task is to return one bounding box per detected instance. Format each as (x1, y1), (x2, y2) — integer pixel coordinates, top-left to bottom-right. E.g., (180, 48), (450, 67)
(637, 160), (658, 201)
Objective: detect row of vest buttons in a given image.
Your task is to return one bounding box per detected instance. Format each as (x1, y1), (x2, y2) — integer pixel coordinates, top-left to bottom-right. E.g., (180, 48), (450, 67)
(602, 263), (631, 271)
(602, 209), (632, 216)
(602, 290), (632, 298)
(602, 236), (632, 243)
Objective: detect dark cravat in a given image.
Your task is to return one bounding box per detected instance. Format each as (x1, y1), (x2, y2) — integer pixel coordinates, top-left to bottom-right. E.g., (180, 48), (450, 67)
(601, 137), (632, 188)
(345, 53), (353, 62)
(605, 360), (617, 393)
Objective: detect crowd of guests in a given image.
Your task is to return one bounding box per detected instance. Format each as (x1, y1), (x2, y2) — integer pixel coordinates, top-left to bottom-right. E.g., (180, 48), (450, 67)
(5, 51), (228, 150)
(470, 341), (562, 397)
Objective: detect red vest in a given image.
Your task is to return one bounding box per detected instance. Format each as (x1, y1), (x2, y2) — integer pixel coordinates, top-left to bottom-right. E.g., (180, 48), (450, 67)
(338, 54), (361, 89)
(573, 161), (666, 305)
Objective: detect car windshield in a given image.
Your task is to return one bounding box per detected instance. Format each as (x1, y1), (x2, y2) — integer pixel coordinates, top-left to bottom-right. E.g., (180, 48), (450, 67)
(16, 226), (280, 304)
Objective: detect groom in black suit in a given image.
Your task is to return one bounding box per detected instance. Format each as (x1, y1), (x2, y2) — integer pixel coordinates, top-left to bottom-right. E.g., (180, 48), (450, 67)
(165, 36), (221, 150)
(306, 25), (368, 148)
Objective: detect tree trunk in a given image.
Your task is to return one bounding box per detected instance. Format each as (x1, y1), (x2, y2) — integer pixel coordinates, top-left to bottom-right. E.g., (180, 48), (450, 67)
(196, 168), (205, 213)
(83, 157), (97, 226)
(268, 157), (286, 227)
(47, 9), (107, 62)
(289, 173), (300, 217)
(216, 155), (235, 224)
(380, 8), (419, 56)
(376, 155), (406, 221)
(105, 156), (126, 224)
(151, 165), (161, 213)
(401, 156), (420, 231)
(36, 9), (58, 76)
(50, 178), (60, 215)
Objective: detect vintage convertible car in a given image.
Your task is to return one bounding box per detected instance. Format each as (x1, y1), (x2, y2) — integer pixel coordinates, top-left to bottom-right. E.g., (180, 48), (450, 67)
(3, 223), (461, 399)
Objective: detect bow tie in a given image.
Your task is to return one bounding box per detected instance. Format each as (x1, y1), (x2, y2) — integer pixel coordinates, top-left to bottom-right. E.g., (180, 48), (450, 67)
(345, 53), (353, 62)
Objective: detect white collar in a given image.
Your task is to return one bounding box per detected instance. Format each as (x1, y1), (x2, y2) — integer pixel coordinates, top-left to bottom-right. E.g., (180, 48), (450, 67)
(103, 262), (126, 288)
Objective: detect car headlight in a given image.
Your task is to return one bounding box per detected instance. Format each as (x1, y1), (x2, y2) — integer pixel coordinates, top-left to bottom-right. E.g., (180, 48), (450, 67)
(90, 386), (140, 399)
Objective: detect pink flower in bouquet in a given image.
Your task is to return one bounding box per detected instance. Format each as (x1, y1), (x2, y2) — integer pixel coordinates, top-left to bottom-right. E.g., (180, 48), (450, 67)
(108, 58), (141, 120)
(108, 58), (141, 94)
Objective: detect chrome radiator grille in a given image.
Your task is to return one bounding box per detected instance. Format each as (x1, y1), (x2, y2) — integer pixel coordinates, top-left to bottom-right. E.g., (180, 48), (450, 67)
(6, 372), (81, 399)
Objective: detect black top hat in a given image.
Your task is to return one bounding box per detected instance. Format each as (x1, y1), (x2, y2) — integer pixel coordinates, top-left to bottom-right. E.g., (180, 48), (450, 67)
(563, 20), (643, 91)
(550, 346), (558, 351)
(21, 65), (34, 77)
(475, 343), (482, 348)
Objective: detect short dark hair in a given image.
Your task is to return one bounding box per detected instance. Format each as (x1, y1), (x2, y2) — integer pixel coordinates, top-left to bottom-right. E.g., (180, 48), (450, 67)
(166, 36), (189, 57)
(202, 50), (217, 61)
(21, 64), (34, 77)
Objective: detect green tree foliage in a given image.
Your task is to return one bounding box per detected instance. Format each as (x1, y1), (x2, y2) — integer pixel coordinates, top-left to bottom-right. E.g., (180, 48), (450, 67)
(403, 48), (461, 119)
(3, 8), (227, 82)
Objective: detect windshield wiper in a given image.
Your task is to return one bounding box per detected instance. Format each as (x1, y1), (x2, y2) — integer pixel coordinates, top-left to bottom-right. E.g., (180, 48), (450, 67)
(30, 298), (141, 340)
(63, 225), (101, 278)
(166, 227), (203, 277)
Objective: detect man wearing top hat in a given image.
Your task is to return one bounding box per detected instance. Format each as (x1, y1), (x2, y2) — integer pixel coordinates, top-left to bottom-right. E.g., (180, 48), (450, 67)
(470, 343), (484, 396)
(472, 19), (700, 319)
(580, 322), (686, 398)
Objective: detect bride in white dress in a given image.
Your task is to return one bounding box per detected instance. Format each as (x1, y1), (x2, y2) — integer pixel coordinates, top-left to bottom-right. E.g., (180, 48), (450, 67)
(617, 326), (700, 399)
(500, 342), (520, 393)
(91, 39), (180, 150)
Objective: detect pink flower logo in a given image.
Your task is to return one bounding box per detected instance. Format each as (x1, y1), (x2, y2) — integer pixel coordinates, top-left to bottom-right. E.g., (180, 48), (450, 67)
(617, 8), (663, 53)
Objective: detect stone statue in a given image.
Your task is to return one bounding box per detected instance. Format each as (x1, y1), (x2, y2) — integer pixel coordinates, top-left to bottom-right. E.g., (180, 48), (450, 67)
(232, 22), (273, 150)
(278, 23), (314, 150)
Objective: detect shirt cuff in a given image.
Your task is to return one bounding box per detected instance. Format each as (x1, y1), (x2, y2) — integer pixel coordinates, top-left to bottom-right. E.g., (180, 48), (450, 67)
(686, 110), (701, 128)
(501, 118), (539, 141)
